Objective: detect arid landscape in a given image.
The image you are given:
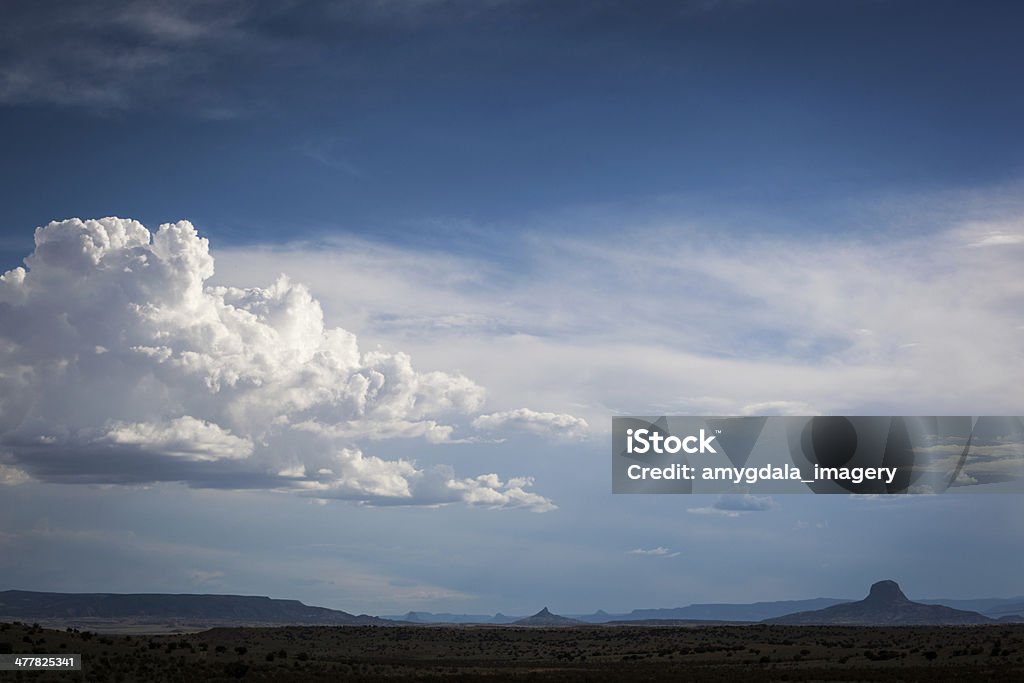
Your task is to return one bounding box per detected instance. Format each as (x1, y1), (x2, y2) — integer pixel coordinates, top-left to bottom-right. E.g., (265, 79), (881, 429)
(4, 621), (1024, 682)
(4, 3), (1024, 683)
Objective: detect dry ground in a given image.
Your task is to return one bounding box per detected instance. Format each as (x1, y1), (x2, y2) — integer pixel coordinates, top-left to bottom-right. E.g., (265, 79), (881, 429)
(3, 621), (1024, 681)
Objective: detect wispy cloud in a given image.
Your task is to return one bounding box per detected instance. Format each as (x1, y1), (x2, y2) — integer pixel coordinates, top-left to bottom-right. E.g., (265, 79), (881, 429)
(0, 0), (530, 111)
(966, 231), (1024, 248)
(188, 568), (225, 585)
(0, 1), (257, 110)
(688, 494), (777, 517)
(0, 0), (770, 112)
(295, 137), (363, 177)
(627, 546), (680, 558)
(213, 195), (1024, 433)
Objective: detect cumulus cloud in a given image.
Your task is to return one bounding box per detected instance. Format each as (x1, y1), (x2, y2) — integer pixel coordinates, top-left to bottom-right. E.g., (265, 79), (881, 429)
(99, 417), (253, 461)
(446, 474), (557, 512)
(472, 408), (589, 440)
(0, 463), (30, 486)
(0, 217), (562, 511)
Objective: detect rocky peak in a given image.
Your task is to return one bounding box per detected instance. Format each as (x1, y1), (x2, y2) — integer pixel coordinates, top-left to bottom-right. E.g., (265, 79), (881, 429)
(865, 580), (910, 605)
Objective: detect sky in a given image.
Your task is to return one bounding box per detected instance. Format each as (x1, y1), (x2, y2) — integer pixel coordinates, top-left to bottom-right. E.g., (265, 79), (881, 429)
(1, 0), (1023, 616)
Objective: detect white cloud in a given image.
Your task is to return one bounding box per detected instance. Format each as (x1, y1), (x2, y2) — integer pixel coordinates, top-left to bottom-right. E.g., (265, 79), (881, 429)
(292, 418), (457, 444)
(0, 463), (31, 486)
(472, 408), (589, 440)
(210, 203), (1024, 429)
(794, 520), (828, 530)
(188, 569), (225, 586)
(738, 401), (818, 417)
(688, 494), (777, 517)
(686, 506), (742, 518)
(446, 474), (557, 512)
(627, 546), (680, 557)
(966, 232), (1024, 248)
(0, 218), (560, 511)
(99, 416), (253, 461)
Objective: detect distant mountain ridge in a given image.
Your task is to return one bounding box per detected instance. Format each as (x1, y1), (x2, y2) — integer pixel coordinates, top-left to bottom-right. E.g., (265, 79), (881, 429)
(382, 600), (853, 624)
(5, 585), (1021, 628)
(0, 590), (389, 625)
(766, 581), (994, 626)
(383, 592), (1024, 625)
(579, 598), (853, 623)
(513, 607), (582, 626)
(917, 597), (1024, 616)
(397, 611), (518, 624)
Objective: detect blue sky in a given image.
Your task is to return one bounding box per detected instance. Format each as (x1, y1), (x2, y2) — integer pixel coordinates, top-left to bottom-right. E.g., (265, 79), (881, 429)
(2, 0), (1023, 255)
(1, 0), (1023, 614)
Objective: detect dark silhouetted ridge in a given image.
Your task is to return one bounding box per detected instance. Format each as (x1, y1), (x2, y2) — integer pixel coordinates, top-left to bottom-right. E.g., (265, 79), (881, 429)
(513, 607), (583, 626)
(766, 581), (994, 626)
(863, 580), (910, 605)
(0, 590), (390, 625)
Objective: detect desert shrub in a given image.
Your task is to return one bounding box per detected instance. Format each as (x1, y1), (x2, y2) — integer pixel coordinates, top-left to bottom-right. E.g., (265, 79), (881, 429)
(864, 649), (900, 661)
(223, 661), (249, 678)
